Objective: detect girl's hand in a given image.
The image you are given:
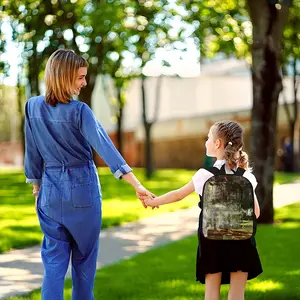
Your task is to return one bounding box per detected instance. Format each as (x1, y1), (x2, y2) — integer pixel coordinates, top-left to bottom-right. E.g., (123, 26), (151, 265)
(144, 196), (160, 208)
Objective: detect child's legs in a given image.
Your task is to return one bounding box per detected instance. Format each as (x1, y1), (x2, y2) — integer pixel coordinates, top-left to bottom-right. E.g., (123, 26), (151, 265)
(205, 272), (222, 300)
(228, 271), (248, 300)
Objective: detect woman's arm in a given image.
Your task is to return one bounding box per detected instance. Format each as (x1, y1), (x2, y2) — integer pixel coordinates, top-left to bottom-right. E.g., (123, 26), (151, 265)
(79, 104), (156, 208)
(122, 172), (155, 208)
(79, 103), (132, 179)
(145, 181), (195, 207)
(24, 101), (43, 185)
(121, 172), (143, 190)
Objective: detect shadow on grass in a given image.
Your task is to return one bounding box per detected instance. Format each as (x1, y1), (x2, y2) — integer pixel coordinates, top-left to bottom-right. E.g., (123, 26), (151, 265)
(5, 203), (300, 300)
(64, 204), (300, 300)
(8, 225), (41, 233)
(102, 214), (140, 228)
(0, 168), (197, 253)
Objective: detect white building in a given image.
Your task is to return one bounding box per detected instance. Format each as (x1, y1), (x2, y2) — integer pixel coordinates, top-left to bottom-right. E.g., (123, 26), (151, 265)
(90, 58), (296, 169)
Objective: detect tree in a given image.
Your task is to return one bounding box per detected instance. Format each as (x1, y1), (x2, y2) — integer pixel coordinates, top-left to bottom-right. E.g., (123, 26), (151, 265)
(281, 0), (300, 171)
(182, 1), (251, 61)
(128, 0), (177, 178)
(2, 0), (139, 107)
(3, 0), (181, 170)
(180, 0), (293, 223)
(248, 0), (291, 223)
(102, 58), (134, 155)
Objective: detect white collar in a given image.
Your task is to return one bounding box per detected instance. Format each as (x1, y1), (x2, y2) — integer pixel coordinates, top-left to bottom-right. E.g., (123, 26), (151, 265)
(213, 159), (226, 167)
(213, 159), (238, 172)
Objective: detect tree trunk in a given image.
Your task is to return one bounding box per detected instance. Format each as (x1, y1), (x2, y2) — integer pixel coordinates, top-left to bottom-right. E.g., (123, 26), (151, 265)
(248, 0), (290, 223)
(17, 80), (25, 165)
(292, 58), (300, 170)
(27, 52), (40, 96)
(145, 122), (153, 179)
(141, 75), (153, 179)
(116, 86), (124, 155)
(282, 88), (296, 173)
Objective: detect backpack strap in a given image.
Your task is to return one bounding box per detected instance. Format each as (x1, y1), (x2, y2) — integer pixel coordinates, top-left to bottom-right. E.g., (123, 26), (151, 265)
(204, 164), (226, 175)
(233, 167), (246, 176)
(219, 164), (226, 175)
(205, 165), (245, 176)
(204, 167), (221, 175)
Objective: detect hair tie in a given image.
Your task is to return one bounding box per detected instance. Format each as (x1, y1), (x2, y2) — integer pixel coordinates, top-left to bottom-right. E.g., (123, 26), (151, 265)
(228, 142), (233, 146)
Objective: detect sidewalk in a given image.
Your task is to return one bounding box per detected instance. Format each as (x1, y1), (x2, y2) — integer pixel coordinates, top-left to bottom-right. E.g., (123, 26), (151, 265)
(1, 183), (300, 299)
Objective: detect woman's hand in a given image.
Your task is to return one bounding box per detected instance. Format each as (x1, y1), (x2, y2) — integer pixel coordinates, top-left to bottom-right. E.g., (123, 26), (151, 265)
(120, 172), (158, 209)
(32, 185), (39, 212)
(35, 195), (38, 212)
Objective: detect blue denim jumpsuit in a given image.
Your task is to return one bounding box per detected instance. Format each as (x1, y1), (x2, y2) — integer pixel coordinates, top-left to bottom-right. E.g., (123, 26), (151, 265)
(24, 96), (132, 299)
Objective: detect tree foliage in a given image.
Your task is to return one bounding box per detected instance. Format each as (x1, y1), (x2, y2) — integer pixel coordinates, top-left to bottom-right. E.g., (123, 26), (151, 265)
(1, 0), (176, 106)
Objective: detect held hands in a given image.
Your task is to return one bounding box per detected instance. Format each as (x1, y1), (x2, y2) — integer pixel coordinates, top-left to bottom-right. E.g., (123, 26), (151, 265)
(135, 185), (159, 209)
(144, 195), (159, 208)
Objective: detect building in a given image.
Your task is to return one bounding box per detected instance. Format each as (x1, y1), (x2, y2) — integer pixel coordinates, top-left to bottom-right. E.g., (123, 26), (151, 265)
(92, 58), (297, 170)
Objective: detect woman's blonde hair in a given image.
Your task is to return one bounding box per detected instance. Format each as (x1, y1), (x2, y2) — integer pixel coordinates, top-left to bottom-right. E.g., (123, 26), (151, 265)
(45, 49), (88, 106)
(212, 120), (250, 170)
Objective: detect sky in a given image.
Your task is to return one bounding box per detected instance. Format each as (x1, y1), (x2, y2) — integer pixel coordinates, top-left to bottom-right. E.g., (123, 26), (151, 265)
(1, 20), (23, 86)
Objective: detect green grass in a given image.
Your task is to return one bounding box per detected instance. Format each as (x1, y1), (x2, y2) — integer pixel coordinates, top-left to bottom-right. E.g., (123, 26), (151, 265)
(274, 171), (300, 185)
(1, 168), (300, 254)
(0, 167), (197, 253)
(7, 203), (300, 300)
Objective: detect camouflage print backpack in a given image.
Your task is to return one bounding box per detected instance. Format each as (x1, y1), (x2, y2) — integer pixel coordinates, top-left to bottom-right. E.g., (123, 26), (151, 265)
(201, 164), (255, 240)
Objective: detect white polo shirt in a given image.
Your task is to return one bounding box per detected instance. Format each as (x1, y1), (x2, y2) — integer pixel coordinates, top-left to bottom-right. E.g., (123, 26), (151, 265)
(192, 159), (258, 196)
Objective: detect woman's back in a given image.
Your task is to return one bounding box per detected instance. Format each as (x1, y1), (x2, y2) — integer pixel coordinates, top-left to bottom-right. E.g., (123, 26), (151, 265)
(26, 96), (92, 167)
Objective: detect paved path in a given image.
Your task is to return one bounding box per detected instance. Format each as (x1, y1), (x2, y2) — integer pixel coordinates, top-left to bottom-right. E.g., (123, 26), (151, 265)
(1, 183), (300, 299)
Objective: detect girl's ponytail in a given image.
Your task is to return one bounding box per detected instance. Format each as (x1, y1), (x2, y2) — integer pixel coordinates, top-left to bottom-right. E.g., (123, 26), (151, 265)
(238, 150), (249, 170)
(213, 120), (251, 171)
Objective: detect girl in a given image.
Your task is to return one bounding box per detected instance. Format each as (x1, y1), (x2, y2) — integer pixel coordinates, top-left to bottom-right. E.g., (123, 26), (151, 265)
(145, 120), (262, 300)
(24, 49), (154, 300)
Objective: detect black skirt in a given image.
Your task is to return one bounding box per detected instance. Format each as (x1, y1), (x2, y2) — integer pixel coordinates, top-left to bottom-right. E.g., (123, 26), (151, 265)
(196, 233), (263, 284)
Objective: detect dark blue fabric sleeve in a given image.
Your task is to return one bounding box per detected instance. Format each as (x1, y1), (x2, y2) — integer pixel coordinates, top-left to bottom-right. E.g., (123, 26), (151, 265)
(79, 103), (132, 179)
(24, 101), (43, 185)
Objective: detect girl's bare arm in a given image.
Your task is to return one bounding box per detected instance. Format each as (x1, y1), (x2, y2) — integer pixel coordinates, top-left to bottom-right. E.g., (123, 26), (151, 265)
(254, 193), (260, 219)
(145, 181), (195, 207)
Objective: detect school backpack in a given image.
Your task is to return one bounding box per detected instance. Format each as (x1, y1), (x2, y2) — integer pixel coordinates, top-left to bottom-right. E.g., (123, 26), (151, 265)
(201, 164), (255, 240)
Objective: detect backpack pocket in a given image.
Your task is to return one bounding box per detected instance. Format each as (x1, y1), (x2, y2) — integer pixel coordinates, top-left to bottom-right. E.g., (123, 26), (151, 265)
(202, 175), (254, 240)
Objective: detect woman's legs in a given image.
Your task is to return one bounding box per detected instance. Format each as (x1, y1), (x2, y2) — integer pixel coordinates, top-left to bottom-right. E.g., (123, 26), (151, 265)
(65, 206), (101, 300)
(205, 272), (222, 300)
(71, 239), (99, 300)
(228, 271), (248, 300)
(38, 208), (71, 300)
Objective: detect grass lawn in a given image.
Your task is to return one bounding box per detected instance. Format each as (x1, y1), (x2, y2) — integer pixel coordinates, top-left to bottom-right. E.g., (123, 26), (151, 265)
(0, 168), (300, 254)
(0, 167), (198, 253)
(7, 203), (300, 300)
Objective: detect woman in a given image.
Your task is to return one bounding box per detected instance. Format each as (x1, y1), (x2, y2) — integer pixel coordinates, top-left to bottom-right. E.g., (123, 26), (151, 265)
(24, 49), (153, 299)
